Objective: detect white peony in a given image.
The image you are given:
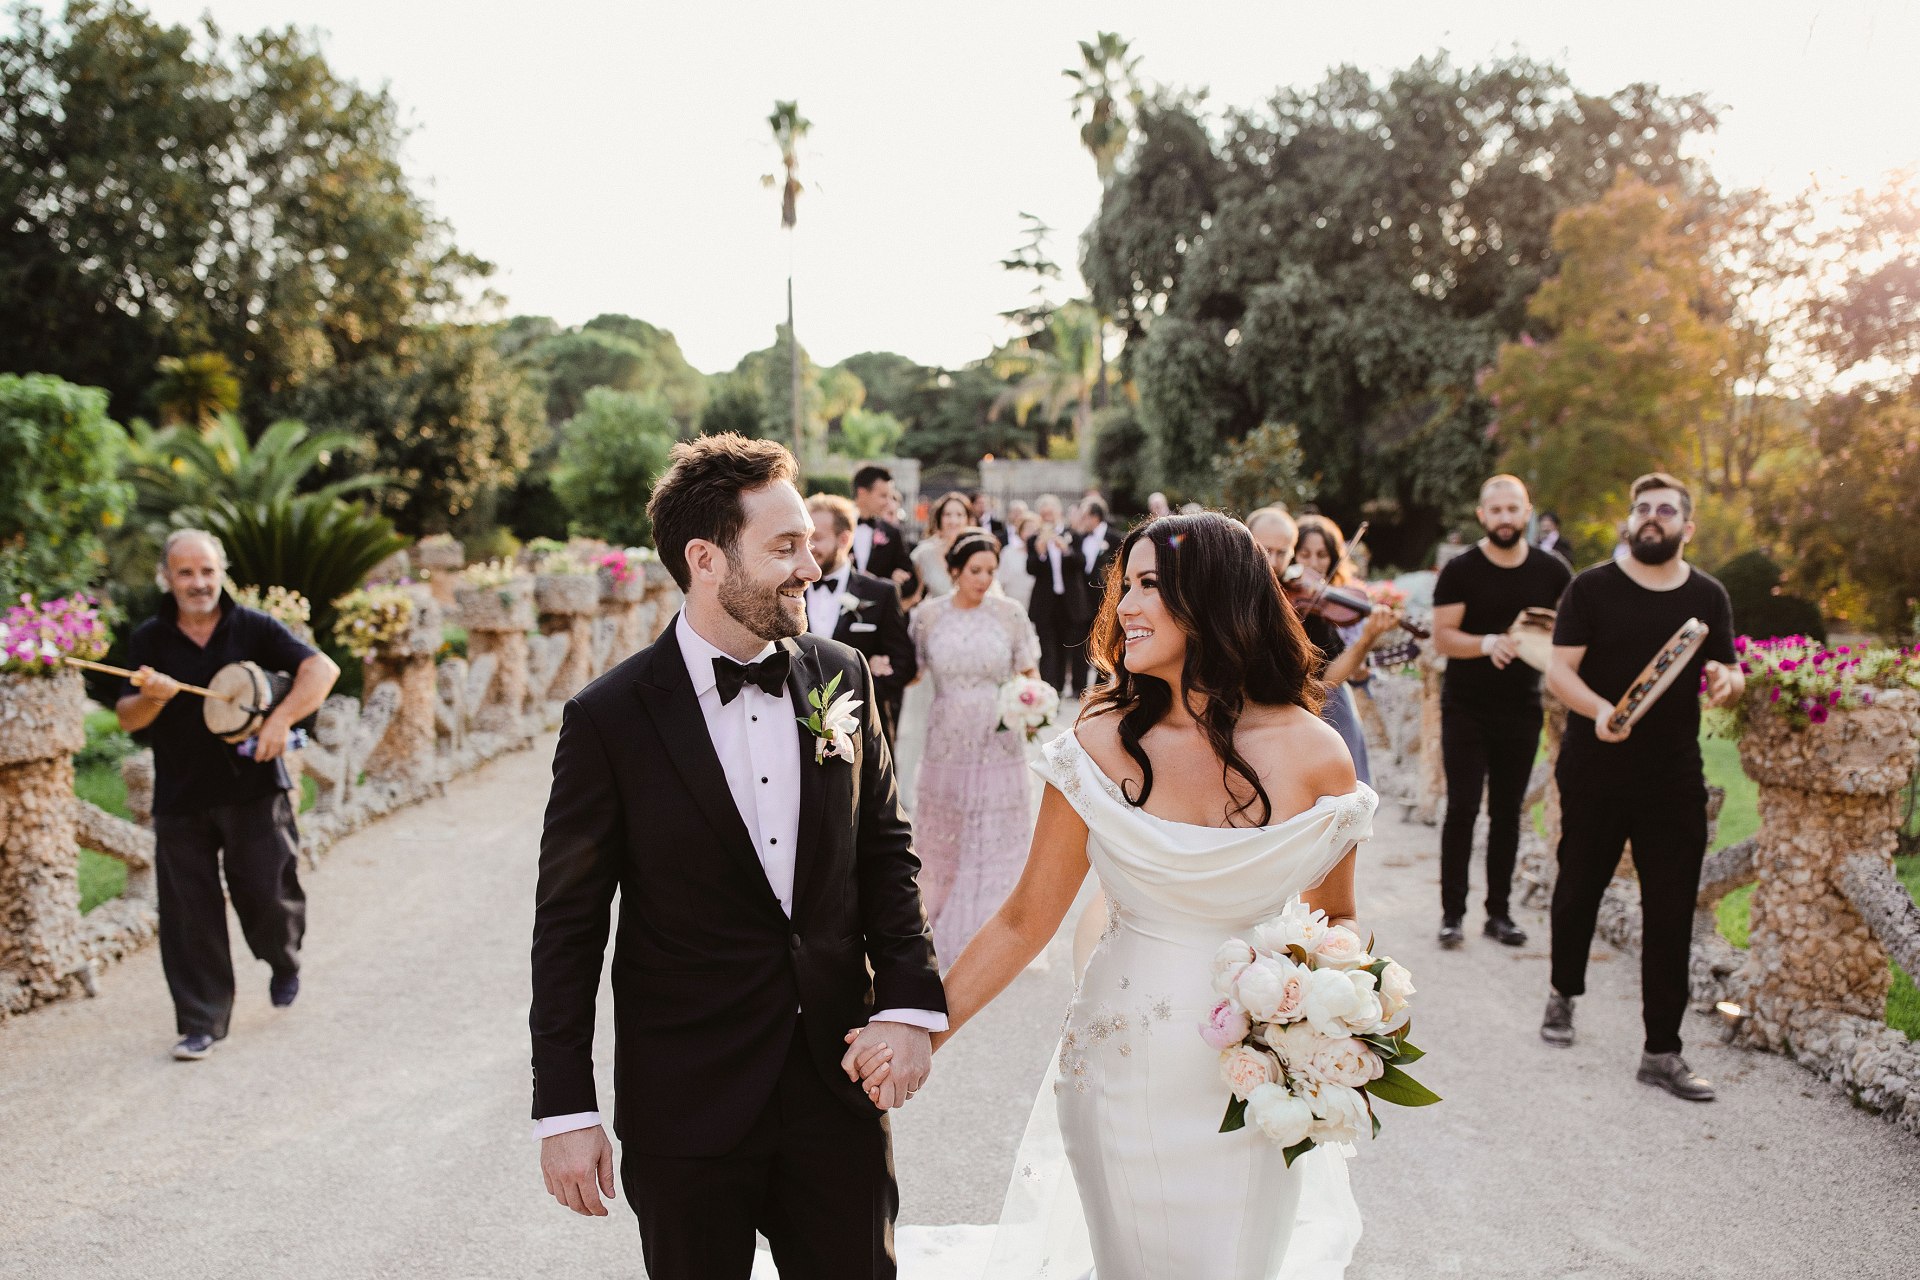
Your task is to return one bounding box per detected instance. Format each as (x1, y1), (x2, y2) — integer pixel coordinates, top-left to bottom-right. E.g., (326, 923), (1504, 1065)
(1246, 1082), (1315, 1148)
(1219, 1045), (1279, 1101)
(1305, 1037), (1385, 1089)
(1210, 939), (1256, 996)
(1262, 1020), (1322, 1076)
(1254, 901), (1328, 955)
(1312, 925), (1373, 971)
(1233, 957), (1292, 1023)
(1301, 966), (1364, 1037)
(1304, 1080), (1370, 1145)
(1337, 970), (1386, 1036)
(1376, 960), (1416, 1033)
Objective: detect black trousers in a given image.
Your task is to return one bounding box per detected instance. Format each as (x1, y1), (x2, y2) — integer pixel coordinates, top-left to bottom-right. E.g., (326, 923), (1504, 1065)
(1549, 781), (1709, 1055)
(154, 790), (306, 1038)
(1439, 704), (1540, 921)
(623, 1018), (898, 1280)
(1030, 592), (1079, 695)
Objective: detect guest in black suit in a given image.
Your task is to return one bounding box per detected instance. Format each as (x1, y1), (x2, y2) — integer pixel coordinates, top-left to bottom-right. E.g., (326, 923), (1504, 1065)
(1535, 511), (1574, 567)
(1067, 499), (1117, 692)
(806, 493), (916, 746)
(1025, 492), (1086, 695)
(968, 490), (1011, 547)
(531, 434), (945, 1280)
(852, 463), (919, 599)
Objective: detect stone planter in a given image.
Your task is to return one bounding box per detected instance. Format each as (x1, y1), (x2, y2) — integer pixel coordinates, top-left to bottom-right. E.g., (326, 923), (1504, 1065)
(0, 669), (90, 1011)
(535, 573), (600, 701)
(455, 578), (536, 634)
(598, 565), (649, 605)
(414, 538), (464, 607)
(1735, 689), (1920, 1048)
(363, 588), (445, 781)
(535, 572), (601, 617)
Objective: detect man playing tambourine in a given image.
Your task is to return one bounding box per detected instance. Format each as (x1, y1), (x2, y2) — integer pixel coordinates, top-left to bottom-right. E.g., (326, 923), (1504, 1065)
(1542, 473), (1744, 1102)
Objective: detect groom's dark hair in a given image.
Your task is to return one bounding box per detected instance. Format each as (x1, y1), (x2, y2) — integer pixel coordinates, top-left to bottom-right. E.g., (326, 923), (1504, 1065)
(647, 432), (798, 590)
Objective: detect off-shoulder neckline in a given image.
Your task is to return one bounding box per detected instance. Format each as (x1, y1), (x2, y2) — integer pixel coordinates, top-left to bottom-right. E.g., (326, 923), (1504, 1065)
(1056, 729), (1372, 834)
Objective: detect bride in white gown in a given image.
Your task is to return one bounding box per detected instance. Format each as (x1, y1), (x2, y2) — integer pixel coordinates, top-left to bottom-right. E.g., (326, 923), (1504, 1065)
(852, 512), (1374, 1278)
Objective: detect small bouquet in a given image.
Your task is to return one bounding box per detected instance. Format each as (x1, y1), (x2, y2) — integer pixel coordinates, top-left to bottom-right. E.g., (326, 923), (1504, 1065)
(995, 674), (1059, 741)
(1204, 901), (1437, 1165)
(1, 592), (110, 675)
(331, 585), (418, 661)
(798, 673), (862, 764)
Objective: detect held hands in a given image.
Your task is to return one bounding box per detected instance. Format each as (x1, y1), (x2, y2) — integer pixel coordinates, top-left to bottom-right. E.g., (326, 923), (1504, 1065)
(541, 1125), (617, 1217)
(869, 656), (895, 678)
(840, 1021), (931, 1111)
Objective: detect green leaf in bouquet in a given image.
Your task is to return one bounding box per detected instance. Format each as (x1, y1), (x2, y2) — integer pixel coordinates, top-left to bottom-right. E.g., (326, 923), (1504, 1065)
(1365, 1091), (1382, 1140)
(1366, 958), (1390, 980)
(1360, 1034), (1398, 1056)
(1281, 1138), (1315, 1168)
(1219, 1096), (1249, 1133)
(1286, 944), (1311, 966)
(1393, 1040), (1425, 1065)
(1368, 1063), (1442, 1108)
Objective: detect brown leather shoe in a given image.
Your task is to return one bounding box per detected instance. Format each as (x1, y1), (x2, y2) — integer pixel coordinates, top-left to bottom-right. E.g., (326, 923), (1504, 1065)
(1638, 1052), (1715, 1101)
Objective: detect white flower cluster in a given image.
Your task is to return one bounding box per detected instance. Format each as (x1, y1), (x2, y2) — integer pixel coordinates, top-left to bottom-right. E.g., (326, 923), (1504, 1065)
(1200, 901), (1433, 1161)
(994, 674), (1059, 741)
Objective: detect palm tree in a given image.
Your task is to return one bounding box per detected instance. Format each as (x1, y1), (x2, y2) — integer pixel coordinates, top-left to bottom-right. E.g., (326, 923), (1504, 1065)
(763, 100), (812, 463)
(1063, 33), (1142, 409)
(121, 413), (388, 540)
(989, 302), (1107, 456)
(150, 353), (241, 429)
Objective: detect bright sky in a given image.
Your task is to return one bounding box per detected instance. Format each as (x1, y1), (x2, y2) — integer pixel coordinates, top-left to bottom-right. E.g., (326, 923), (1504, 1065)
(123, 1), (1920, 373)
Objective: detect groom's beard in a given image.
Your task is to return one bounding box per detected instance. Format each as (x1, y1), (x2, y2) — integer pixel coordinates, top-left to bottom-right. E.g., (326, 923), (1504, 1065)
(719, 564), (807, 641)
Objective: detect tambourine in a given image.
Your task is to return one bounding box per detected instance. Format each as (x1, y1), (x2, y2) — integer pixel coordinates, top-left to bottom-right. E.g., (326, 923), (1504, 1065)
(1607, 617), (1707, 734)
(202, 660), (295, 743)
(1507, 607), (1558, 674)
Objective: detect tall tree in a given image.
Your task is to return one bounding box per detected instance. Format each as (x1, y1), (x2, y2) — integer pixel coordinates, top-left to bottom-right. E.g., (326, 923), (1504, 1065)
(764, 100), (812, 463)
(1063, 32), (1143, 183)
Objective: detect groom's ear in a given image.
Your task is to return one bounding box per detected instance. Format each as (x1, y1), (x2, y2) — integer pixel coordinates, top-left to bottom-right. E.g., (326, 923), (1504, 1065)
(684, 538), (725, 587)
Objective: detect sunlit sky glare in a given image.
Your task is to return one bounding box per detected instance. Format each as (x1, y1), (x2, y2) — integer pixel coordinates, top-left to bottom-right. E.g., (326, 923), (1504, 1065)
(113, 2), (1920, 372)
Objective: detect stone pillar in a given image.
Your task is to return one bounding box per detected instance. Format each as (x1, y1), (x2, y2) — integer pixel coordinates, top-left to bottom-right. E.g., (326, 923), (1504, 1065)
(642, 561), (683, 643)
(1737, 689), (1920, 1047)
(362, 586), (445, 784)
(536, 573), (600, 701)
(414, 537), (465, 608)
(598, 562), (650, 674)
(1414, 641), (1445, 825)
(457, 577), (536, 734)
(0, 670), (90, 1013)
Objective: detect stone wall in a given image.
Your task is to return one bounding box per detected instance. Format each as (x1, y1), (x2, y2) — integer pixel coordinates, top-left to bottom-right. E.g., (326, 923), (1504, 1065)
(0, 567), (682, 1023)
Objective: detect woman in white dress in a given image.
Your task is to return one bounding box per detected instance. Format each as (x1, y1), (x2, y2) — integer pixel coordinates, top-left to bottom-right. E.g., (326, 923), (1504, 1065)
(853, 512), (1374, 1278)
(907, 491), (974, 606)
(996, 511), (1040, 609)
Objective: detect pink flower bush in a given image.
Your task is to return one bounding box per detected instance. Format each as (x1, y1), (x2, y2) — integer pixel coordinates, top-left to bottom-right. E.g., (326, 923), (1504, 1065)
(1, 593), (110, 676)
(1724, 635), (1919, 732)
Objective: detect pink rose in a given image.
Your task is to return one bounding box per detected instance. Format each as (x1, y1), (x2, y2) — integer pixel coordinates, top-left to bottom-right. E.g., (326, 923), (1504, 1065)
(1200, 999), (1252, 1051)
(1305, 1037), (1385, 1089)
(1312, 926), (1372, 971)
(1219, 1045), (1279, 1101)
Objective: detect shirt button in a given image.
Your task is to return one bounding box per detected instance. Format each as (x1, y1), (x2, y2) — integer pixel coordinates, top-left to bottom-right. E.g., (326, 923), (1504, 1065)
(761, 777), (768, 784)
(751, 715), (758, 722)
(769, 838), (778, 846)
(790, 933), (802, 950)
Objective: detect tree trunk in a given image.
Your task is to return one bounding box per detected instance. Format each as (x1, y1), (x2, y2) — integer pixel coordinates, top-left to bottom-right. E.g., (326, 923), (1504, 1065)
(788, 274), (804, 465)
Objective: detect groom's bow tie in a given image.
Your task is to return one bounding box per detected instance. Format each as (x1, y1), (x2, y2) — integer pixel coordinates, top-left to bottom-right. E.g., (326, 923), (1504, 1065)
(713, 651), (790, 705)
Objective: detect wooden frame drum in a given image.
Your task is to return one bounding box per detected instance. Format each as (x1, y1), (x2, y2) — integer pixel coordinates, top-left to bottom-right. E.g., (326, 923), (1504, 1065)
(1607, 617), (1707, 735)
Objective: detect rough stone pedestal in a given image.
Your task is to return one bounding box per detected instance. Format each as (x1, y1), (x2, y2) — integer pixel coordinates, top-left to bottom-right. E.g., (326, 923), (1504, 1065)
(535, 573), (599, 702)
(0, 671), (90, 1014)
(414, 538), (465, 608)
(363, 587), (446, 784)
(1736, 689), (1920, 1048)
(457, 578), (536, 735)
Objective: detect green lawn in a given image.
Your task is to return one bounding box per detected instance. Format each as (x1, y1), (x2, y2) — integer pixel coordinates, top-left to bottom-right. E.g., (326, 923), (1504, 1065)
(73, 715), (316, 915)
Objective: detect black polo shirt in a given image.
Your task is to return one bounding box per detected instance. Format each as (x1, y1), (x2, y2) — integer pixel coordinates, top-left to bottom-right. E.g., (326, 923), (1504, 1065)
(122, 590), (319, 816)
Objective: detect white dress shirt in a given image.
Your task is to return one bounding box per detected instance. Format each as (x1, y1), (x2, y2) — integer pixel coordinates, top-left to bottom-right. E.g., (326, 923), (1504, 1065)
(1043, 528), (1066, 595)
(807, 566), (851, 636)
(1081, 521), (1110, 570)
(533, 612), (944, 1140)
(852, 521), (875, 573)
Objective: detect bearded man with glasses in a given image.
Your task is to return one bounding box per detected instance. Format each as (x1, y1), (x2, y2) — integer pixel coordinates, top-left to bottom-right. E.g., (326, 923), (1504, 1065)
(1540, 472), (1744, 1102)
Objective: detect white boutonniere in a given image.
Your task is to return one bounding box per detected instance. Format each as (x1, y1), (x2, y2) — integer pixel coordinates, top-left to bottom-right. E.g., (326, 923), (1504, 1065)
(838, 592), (870, 619)
(799, 672), (863, 764)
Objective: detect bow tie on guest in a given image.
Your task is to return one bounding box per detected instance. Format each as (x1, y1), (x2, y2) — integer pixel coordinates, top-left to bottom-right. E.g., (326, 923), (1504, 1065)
(811, 579), (839, 594)
(713, 650), (791, 705)
(858, 516), (877, 527)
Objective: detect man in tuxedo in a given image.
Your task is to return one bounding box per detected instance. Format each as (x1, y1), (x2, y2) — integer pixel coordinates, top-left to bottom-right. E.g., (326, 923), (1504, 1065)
(806, 493), (916, 747)
(532, 434), (946, 1279)
(968, 490), (1010, 547)
(1025, 492), (1084, 696)
(1069, 498), (1117, 692)
(1536, 511), (1574, 566)
(852, 464), (919, 599)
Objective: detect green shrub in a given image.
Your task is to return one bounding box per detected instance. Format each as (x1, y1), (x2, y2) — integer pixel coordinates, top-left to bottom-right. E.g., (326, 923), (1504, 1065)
(551, 389), (676, 546)
(0, 374), (133, 599)
(1717, 550), (1826, 642)
(205, 495), (406, 639)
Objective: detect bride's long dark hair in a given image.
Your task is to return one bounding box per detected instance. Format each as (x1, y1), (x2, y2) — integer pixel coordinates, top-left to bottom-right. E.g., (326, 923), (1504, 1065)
(1081, 511), (1324, 827)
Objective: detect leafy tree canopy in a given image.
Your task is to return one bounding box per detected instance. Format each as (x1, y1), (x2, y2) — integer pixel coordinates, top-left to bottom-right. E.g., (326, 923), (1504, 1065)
(551, 388), (678, 547)
(0, 373), (133, 599)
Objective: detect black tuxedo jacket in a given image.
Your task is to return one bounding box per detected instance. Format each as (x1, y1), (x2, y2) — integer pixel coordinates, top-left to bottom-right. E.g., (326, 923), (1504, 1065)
(857, 517), (920, 598)
(530, 619), (944, 1156)
(824, 570), (916, 708)
(1025, 528), (1085, 611)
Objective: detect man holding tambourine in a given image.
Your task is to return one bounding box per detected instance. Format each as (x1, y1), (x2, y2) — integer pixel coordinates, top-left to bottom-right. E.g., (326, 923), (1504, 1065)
(116, 530), (340, 1061)
(1543, 474), (1744, 1102)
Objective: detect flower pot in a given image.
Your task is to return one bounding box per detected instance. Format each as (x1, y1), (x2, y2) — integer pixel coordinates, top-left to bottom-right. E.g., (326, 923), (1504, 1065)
(1737, 689), (1920, 795)
(0, 669), (88, 768)
(455, 578), (536, 633)
(535, 573), (600, 616)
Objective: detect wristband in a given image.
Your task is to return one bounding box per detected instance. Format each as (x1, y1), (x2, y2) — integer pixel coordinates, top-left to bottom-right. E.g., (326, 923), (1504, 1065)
(1479, 634), (1498, 656)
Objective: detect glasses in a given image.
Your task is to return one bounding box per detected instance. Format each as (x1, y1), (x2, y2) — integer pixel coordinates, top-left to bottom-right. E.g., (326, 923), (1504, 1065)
(1630, 502), (1683, 521)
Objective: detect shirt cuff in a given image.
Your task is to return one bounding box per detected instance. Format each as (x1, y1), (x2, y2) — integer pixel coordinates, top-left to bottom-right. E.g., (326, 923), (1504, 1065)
(531, 1110), (601, 1141)
(870, 1008), (949, 1032)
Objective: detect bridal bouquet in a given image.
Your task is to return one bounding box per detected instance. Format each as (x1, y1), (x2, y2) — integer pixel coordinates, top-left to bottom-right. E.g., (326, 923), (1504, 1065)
(1202, 901), (1438, 1165)
(995, 674), (1059, 741)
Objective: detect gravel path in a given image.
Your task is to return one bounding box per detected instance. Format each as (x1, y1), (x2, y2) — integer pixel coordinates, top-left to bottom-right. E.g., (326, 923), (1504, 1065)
(1, 722), (1915, 1278)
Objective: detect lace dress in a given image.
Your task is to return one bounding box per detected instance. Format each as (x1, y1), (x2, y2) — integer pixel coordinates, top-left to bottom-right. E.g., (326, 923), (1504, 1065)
(988, 731), (1377, 1279)
(910, 593), (1041, 964)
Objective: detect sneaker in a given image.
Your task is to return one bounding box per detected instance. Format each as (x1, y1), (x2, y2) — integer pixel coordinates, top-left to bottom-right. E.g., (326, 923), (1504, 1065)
(172, 1033), (216, 1061)
(1484, 917), (1528, 946)
(1637, 1052), (1715, 1101)
(1540, 993), (1575, 1047)
(269, 971), (300, 1008)
(1438, 917), (1465, 949)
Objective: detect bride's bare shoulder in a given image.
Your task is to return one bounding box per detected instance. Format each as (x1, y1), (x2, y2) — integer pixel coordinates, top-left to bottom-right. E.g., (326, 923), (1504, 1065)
(1241, 703), (1357, 796)
(1072, 707), (1133, 776)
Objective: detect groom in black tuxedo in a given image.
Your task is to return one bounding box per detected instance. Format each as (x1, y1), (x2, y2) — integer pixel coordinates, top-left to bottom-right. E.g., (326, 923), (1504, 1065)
(531, 433), (946, 1279)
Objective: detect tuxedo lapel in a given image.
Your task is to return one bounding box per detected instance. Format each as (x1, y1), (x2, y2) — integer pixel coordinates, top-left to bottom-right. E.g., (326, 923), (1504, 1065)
(630, 623), (784, 917)
(783, 637), (829, 923)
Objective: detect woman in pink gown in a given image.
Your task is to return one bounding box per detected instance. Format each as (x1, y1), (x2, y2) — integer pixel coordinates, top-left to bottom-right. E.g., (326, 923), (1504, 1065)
(910, 527), (1043, 965)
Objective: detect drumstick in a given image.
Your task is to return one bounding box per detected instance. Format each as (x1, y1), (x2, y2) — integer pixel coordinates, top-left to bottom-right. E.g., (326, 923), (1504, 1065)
(61, 656), (237, 702)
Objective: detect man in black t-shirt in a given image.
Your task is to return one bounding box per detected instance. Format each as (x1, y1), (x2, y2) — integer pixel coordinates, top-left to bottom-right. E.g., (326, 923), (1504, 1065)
(1542, 474), (1743, 1103)
(1431, 475), (1572, 950)
(118, 530), (340, 1061)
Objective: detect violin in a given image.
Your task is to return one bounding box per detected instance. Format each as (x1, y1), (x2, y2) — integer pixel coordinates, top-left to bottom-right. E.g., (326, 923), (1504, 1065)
(1280, 563), (1432, 640)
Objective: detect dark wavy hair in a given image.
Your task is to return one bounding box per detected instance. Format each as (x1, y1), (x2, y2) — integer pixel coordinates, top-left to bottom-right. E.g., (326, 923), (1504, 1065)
(944, 527), (1001, 575)
(1082, 512), (1324, 826)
